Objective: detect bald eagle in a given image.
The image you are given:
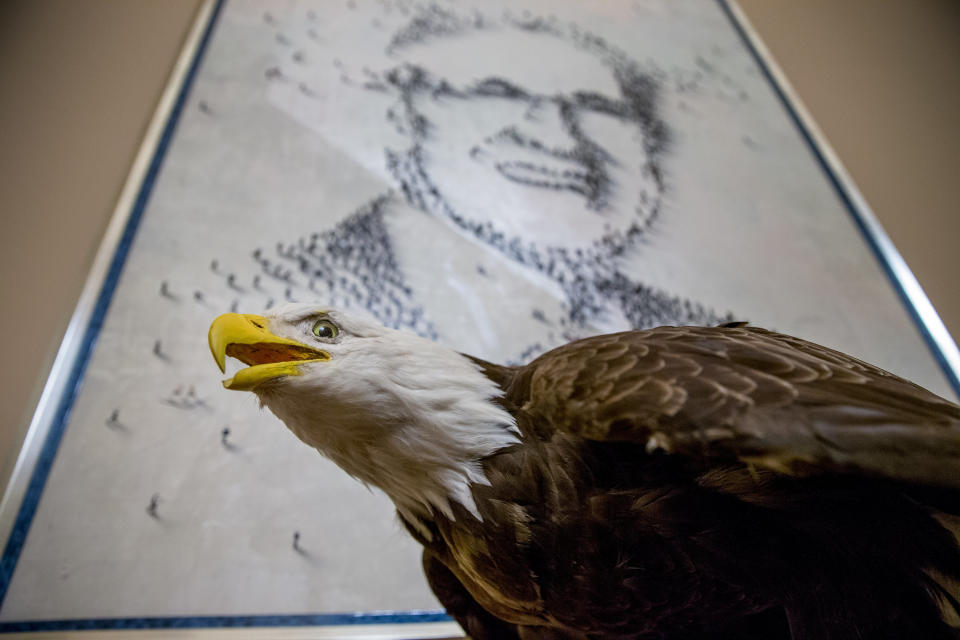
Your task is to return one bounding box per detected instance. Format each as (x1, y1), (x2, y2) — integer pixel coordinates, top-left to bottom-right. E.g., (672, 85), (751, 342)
(209, 304), (960, 639)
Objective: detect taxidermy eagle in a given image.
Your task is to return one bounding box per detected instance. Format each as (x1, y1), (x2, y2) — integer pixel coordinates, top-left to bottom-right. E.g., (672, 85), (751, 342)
(209, 304), (960, 639)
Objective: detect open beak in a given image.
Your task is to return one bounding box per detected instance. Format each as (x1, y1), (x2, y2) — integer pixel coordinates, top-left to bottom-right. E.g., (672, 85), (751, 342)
(208, 313), (330, 391)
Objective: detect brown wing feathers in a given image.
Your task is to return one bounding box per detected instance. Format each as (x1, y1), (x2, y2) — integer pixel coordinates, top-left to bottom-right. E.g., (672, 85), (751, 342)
(515, 326), (960, 487)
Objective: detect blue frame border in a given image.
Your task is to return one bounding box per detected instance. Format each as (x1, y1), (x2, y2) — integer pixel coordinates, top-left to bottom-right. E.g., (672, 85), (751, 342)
(0, 611), (452, 633)
(0, 0), (955, 633)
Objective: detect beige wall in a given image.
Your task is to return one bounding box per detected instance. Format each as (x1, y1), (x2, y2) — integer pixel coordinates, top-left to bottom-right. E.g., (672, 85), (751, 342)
(0, 0), (957, 491)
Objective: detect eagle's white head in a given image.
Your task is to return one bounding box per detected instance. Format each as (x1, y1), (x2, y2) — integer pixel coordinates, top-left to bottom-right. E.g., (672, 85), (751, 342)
(208, 303), (519, 526)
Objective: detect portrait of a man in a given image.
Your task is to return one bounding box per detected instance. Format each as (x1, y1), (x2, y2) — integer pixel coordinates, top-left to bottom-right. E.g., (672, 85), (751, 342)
(231, 5), (728, 362)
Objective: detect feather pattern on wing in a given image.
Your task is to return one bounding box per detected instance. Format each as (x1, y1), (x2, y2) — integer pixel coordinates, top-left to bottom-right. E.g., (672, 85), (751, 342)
(509, 326), (960, 487)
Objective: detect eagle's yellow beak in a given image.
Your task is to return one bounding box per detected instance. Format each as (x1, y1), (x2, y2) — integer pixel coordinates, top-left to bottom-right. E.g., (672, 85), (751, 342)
(208, 313), (330, 391)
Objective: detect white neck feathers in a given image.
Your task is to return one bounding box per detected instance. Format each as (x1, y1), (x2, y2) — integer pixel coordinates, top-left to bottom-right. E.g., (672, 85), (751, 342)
(259, 333), (520, 526)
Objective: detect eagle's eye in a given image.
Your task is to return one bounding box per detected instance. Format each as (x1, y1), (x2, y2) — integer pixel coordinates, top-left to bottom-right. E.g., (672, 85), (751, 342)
(311, 318), (339, 340)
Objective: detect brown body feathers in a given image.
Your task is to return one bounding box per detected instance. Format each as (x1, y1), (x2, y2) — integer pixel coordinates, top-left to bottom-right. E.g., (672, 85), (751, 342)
(413, 326), (960, 639)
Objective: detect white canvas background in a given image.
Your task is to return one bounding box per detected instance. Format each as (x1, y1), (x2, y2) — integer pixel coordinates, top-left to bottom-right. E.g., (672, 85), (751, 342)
(1, 0), (954, 623)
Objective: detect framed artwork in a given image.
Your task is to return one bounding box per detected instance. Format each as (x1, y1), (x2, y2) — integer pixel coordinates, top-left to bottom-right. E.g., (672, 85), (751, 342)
(1, 0), (956, 636)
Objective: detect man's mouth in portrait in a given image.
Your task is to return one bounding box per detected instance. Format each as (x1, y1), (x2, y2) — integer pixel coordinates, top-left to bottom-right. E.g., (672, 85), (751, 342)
(473, 130), (612, 210)
(494, 160), (594, 197)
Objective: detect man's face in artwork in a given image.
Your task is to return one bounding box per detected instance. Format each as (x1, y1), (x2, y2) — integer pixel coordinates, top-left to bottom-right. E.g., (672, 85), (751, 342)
(393, 27), (664, 250)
